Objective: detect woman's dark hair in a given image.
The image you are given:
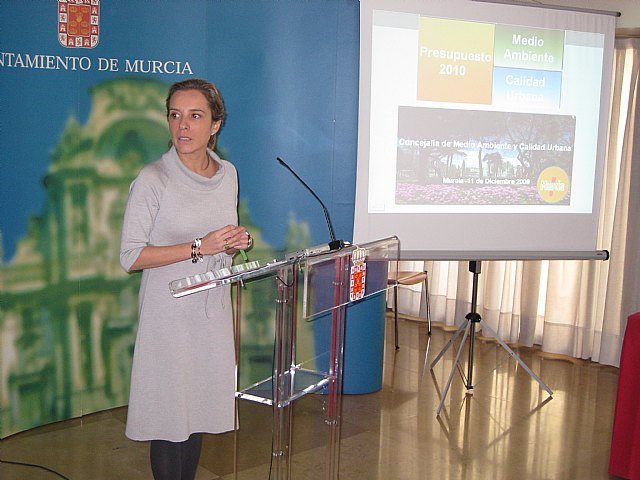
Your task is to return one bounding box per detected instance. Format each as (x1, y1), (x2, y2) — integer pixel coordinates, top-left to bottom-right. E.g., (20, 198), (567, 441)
(166, 78), (226, 150)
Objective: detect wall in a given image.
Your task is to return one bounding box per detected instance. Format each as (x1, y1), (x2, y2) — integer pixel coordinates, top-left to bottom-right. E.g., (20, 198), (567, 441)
(476, 0), (640, 29)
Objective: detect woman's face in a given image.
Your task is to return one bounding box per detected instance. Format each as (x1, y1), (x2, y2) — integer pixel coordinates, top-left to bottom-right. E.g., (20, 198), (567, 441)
(167, 89), (221, 158)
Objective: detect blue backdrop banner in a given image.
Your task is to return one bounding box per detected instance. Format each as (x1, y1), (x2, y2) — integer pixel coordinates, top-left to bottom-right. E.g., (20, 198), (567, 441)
(0, 0), (360, 437)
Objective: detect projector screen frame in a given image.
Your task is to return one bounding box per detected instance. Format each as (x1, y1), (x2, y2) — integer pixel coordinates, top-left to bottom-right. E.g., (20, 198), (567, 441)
(353, 0), (617, 262)
(398, 249), (609, 261)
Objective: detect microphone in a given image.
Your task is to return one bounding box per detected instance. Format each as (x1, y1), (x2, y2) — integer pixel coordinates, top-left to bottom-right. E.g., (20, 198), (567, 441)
(277, 156), (345, 251)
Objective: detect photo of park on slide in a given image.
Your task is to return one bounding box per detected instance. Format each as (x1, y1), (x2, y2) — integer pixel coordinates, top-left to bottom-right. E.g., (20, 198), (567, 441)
(395, 106), (576, 206)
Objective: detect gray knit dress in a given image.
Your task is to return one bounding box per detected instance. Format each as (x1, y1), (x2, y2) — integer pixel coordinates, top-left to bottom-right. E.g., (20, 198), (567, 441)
(120, 147), (237, 442)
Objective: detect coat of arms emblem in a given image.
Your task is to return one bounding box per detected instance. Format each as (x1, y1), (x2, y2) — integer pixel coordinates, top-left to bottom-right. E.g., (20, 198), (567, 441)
(349, 248), (367, 302)
(58, 0), (100, 49)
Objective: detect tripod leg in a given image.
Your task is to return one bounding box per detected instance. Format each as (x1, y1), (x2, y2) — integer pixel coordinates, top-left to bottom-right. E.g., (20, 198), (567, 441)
(394, 286), (400, 350)
(436, 324), (470, 416)
(424, 274), (432, 335)
(430, 319), (467, 369)
(479, 319), (553, 396)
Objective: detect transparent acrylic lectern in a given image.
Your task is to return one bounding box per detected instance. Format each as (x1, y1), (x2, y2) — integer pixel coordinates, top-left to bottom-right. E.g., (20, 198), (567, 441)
(169, 236), (400, 480)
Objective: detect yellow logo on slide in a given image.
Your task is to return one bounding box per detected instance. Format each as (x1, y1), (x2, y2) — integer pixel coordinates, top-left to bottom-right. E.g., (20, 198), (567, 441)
(537, 167), (569, 203)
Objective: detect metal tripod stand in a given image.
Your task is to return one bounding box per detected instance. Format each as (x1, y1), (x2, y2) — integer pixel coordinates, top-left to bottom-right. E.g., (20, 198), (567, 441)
(430, 261), (553, 416)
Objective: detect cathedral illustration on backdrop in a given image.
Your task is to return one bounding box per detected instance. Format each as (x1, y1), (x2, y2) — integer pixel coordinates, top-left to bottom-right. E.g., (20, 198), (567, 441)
(0, 77), (297, 437)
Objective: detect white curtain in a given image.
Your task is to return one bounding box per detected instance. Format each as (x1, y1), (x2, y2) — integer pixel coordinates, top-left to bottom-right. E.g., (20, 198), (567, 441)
(396, 38), (640, 367)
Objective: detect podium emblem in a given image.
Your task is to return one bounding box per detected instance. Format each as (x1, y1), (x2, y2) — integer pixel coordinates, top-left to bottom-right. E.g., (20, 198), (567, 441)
(349, 248), (367, 302)
(58, 0), (100, 49)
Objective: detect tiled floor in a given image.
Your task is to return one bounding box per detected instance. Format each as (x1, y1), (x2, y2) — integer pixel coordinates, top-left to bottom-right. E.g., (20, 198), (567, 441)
(0, 315), (620, 479)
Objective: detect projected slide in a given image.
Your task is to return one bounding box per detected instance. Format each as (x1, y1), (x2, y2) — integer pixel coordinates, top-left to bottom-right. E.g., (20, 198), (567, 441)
(365, 8), (605, 215)
(396, 107), (576, 206)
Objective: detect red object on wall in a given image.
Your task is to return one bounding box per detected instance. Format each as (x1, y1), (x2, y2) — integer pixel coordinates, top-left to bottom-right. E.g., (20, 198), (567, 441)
(609, 312), (640, 479)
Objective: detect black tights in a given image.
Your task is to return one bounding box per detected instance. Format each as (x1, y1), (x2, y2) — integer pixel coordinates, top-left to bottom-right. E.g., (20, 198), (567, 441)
(150, 433), (203, 480)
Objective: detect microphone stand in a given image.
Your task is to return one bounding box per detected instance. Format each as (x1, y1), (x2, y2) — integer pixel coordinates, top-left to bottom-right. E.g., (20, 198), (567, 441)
(277, 157), (345, 251)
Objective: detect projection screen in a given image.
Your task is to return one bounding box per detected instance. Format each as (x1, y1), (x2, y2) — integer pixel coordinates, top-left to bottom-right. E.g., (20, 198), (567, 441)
(353, 0), (616, 260)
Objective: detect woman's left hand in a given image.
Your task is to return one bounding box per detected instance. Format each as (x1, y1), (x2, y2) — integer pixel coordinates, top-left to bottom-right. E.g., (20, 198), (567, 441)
(222, 225), (252, 254)
(201, 225), (252, 255)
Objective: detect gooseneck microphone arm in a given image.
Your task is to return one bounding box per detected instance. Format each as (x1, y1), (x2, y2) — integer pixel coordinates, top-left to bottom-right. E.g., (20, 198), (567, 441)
(277, 157), (345, 250)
